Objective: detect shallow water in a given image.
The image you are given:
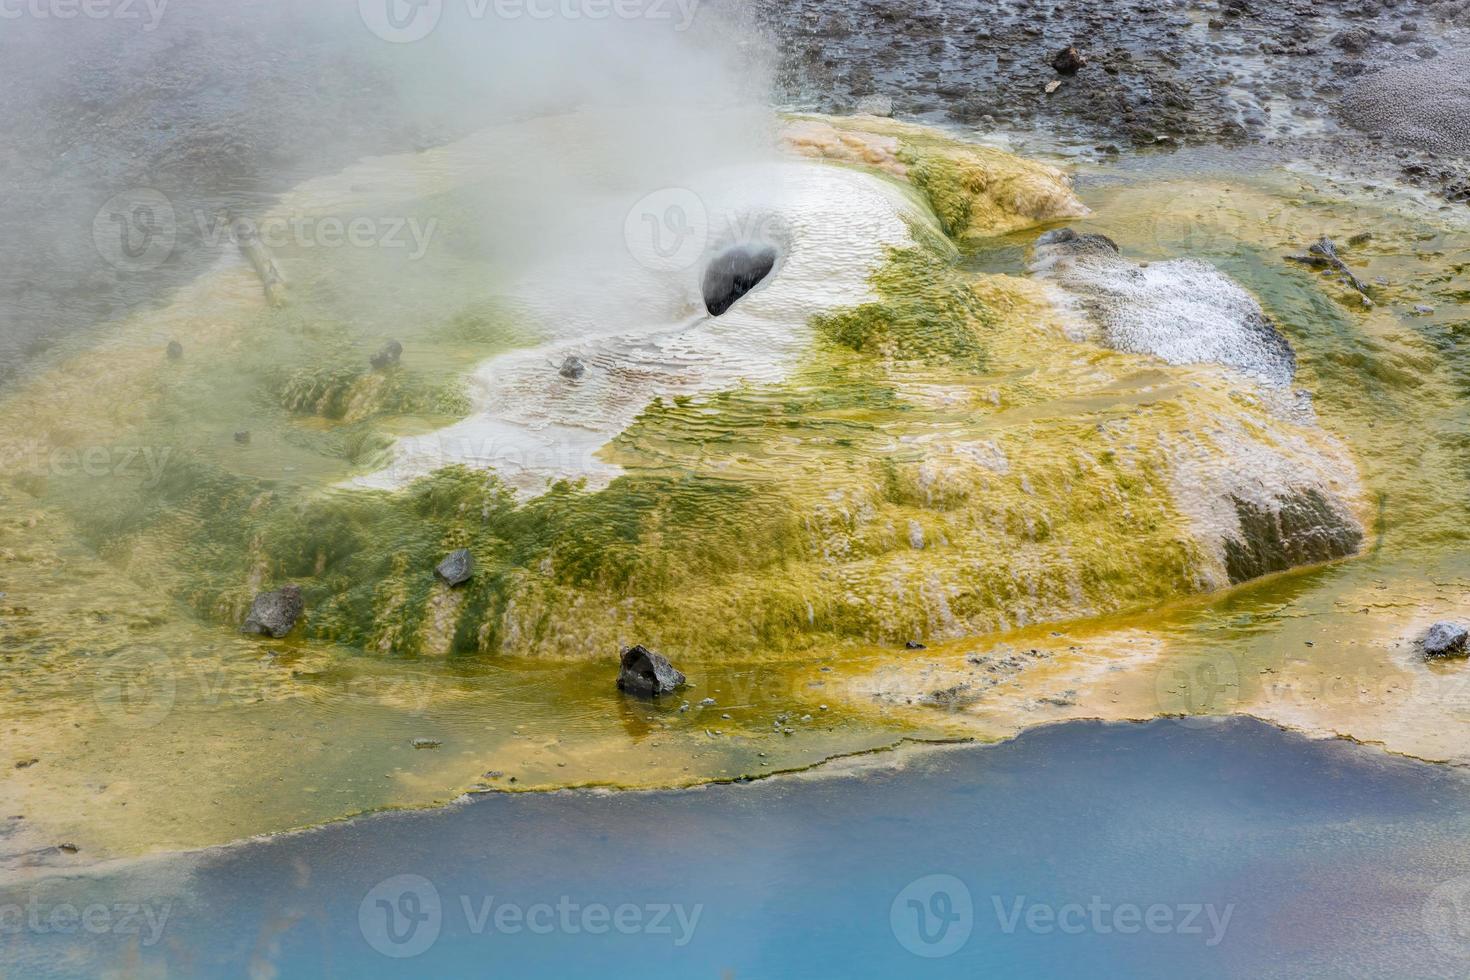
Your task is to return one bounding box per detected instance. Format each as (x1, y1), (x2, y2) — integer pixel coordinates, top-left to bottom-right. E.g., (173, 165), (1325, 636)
(7, 719), (1470, 978)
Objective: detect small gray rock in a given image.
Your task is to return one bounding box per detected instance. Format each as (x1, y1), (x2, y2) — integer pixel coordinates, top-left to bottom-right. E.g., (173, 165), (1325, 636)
(1423, 621), (1469, 659)
(233, 431), (251, 445)
(435, 549), (474, 587)
(166, 340), (184, 360)
(558, 356), (586, 380)
(241, 584), (303, 638)
(1034, 227), (1120, 256)
(616, 645), (686, 698)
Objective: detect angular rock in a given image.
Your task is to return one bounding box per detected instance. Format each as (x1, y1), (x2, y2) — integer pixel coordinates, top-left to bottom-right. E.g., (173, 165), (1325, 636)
(434, 548), (474, 587)
(241, 584), (303, 638)
(1052, 46), (1087, 76)
(616, 645), (686, 698)
(1422, 622), (1469, 659)
(1222, 490), (1364, 584)
(558, 355), (586, 380)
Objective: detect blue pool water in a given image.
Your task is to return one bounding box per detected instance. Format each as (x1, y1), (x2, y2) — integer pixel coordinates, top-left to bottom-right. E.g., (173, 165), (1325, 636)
(6, 718), (1470, 978)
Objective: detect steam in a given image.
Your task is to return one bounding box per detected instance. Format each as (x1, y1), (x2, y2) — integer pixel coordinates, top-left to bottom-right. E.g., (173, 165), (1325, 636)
(0, 0), (779, 383)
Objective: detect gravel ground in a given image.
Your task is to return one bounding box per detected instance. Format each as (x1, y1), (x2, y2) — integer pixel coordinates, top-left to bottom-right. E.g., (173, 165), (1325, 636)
(752, 0), (1470, 193)
(1342, 50), (1470, 157)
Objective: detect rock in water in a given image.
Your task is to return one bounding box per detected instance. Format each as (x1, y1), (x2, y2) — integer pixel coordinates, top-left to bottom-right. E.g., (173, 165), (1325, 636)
(616, 645), (686, 698)
(166, 340), (183, 360)
(370, 340), (403, 370)
(435, 549), (475, 587)
(1422, 622), (1469, 659)
(558, 356), (586, 380)
(241, 585), (303, 638)
(702, 244), (778, 317)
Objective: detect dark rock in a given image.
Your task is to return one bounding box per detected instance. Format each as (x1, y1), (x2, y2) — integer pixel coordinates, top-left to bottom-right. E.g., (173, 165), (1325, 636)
(1052, 46), (1087, 75)
(370, 339), (403, 370)
(559, 355), (586, 380)
(233, 431), (251, 445)
(1222, 490), (1363, 584)
(241, 585), (303, 638)
(906, 640), (927, 649)
(434, 548), (474, 587)
(1332, 29), (1371, 54)
(616, 644), (686, 698)
(411, 738), (442, 749)
(166, 340), (183, 360)
(1422, 622), (1469, 659)
(702, 244), (779, 317)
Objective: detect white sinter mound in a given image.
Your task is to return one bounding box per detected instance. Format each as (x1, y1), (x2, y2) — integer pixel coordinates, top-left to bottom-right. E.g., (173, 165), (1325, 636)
(1030, 229), (1298, 390)
(355, 159), (927, 495)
